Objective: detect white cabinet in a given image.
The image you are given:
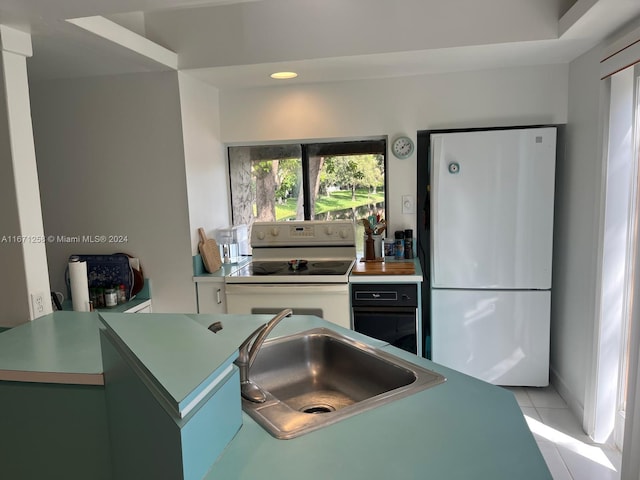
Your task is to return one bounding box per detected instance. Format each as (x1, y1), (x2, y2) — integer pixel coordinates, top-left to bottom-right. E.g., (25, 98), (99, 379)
(123, 299), (152, 313)
(196, 281), (226, 314)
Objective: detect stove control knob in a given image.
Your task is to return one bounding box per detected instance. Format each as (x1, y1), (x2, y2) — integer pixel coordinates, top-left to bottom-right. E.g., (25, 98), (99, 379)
(256, 231), (265, 240)
(325, 226), (334, 235)
(339, 229), (348, 239)
(270, 227), (280, 237)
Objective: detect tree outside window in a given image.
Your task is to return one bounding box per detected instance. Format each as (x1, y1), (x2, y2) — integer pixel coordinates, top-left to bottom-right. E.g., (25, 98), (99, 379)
(228, 140), (386, 249)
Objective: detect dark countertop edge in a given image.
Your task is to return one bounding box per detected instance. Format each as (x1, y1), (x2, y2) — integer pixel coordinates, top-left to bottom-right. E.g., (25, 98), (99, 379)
(0, 370), (104, 385)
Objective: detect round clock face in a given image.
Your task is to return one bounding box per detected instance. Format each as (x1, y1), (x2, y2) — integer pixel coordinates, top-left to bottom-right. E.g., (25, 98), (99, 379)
(392, 136), (414, 159)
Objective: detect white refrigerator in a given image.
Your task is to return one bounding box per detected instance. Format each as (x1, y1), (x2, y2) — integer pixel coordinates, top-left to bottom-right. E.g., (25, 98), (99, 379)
(430, 127), (556, 386)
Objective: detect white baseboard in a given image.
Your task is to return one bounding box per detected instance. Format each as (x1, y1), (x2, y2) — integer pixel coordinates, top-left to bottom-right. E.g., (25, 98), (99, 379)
(550, 366), (585, 426)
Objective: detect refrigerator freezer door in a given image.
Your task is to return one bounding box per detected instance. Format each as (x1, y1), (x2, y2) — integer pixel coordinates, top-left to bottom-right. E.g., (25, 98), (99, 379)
(430, 128), (556, 289)
(431, 289), (550, 386)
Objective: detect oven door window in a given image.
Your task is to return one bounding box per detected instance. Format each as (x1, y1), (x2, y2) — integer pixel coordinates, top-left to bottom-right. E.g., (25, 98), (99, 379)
(352, 307), (417, 354)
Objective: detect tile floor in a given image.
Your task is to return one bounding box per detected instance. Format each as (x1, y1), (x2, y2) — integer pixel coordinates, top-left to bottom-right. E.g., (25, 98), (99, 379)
(504, 385), (622, 480)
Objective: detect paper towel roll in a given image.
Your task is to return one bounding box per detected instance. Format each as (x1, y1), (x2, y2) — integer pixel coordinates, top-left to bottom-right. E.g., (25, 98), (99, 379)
(69, 259), (90, 312)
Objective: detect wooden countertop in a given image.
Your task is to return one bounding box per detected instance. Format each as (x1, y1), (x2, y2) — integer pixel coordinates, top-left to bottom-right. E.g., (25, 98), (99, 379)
(351, 259), (416, 275)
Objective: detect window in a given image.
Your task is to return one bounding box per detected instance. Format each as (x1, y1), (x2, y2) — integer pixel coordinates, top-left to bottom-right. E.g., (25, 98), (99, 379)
(228, 139), (386, 249)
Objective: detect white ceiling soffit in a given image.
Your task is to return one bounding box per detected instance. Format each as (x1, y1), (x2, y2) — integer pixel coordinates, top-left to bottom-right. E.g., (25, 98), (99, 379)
(559, 0), (640, 40)
(66, 16), (177, 69)
(184, 39), (593, 89)
(27, 24), (175, 82)
(0, 0), (260, 33)
(144, 0), (563, 69)
(147, 0), (640, 89)
(17, 0), (640, 85)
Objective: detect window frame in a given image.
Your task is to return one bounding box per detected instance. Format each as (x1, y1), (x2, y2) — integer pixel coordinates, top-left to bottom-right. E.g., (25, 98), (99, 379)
(226, 138), (388, 226)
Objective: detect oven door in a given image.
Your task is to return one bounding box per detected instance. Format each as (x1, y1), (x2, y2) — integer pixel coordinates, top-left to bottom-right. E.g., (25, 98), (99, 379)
(352, 306), (418, 355)
(225, 283), (351, 330)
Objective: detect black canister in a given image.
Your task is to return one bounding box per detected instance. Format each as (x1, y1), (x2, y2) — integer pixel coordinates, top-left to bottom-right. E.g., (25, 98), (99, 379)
(394, 230), (405, 260)
(404, 229), (413, 259)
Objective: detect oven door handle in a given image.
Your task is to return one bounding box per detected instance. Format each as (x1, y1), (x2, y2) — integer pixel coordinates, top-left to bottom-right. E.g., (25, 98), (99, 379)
(352, 306), (417, 313)
(225, 284), (349, 294)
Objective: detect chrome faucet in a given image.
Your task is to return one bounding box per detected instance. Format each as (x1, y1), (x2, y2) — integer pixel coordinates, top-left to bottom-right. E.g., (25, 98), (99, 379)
(235, 308), (293, 403)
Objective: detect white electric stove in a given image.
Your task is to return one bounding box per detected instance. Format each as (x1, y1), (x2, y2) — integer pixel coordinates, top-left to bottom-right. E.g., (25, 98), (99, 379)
(225, 220), (356, 329)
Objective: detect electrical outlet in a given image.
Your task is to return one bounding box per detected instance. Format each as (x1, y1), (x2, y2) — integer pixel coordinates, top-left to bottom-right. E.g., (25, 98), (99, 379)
(31, 292), (46, 317)
(402, 195), (415, 214)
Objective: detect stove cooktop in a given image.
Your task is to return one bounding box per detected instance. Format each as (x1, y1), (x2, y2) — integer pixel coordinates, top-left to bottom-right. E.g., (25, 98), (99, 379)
(234, 260), (353, 277)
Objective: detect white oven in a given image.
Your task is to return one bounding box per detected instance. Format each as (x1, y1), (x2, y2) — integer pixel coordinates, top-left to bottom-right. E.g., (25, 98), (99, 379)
(224, 221), (356, 329)
(226, 284), (351, 328)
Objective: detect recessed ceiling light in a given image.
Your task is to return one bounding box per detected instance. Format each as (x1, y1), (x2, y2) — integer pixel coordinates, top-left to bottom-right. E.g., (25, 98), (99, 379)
(270, 71), (298, 80)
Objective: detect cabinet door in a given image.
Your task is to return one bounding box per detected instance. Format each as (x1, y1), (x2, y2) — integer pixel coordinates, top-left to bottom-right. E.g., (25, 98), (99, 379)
(197, 283), (226, 314)
(123, 300), (152, 313)
(133, 305), (152, 313)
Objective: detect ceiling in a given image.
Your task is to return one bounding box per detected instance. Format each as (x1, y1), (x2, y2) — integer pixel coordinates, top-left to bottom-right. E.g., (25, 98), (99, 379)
(2, 0), (640, 89)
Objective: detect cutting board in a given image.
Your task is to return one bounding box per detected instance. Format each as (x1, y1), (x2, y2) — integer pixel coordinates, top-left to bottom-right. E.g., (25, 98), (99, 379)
(351, 260), (416, 275)
(198, 228), (222, 273)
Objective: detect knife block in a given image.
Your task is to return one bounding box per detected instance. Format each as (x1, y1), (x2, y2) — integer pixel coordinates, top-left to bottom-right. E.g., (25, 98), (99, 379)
(364, 234), (376, 261)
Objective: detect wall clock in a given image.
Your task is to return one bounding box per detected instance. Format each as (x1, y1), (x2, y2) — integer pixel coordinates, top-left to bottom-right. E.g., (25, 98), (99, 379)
(392, 136), (414, 159)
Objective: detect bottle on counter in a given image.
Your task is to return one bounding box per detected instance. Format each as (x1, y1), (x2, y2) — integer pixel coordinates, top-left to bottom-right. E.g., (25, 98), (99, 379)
(104, 287), (118, 308)
(404, 229), (414, 259)
(117, 284), (127, 304)
(383, 238), (395, 258)
(95, 287), (105, 308)
(394, 230), (405, 260)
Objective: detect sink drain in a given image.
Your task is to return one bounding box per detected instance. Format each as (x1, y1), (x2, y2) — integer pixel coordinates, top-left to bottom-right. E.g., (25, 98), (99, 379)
(300, 404), (336, 414)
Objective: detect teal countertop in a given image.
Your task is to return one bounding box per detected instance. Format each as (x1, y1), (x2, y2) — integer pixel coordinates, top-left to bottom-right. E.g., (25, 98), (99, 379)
(61, 279), (152, 312)
(185, 315), (549, 480)
(0, 311), (103, 385)
(192, 254), (251, 281)
(193, 254), (423, 283)
(0, 311), (550, 479)
(99, 312), (244, 417)
(61, 296), (151, 313)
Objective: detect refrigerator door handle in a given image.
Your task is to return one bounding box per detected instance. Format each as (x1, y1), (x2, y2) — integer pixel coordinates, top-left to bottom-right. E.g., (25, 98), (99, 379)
(430, 135), (443, 285)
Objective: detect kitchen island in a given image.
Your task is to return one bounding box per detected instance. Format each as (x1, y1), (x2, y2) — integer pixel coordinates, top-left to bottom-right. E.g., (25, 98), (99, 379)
(0, 311), (550, 479)
(0, 312), (111, 479)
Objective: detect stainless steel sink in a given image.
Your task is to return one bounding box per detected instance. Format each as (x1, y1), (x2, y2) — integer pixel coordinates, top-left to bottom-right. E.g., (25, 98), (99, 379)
(242, 327), (446, 439)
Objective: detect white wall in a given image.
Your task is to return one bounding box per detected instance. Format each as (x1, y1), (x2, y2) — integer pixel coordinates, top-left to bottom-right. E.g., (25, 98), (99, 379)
(0, 29), (52, 327)
(0, 65), (29, 325)
(550, 45), (605, 422)
(178, 72), (230, 253)
(31, 71), (197, 313)
(219, 64), (569, 235)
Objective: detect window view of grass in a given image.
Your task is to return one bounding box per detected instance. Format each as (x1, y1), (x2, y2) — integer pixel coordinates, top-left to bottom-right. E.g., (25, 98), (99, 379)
(228, 141), (386, 247)
(277, 189), (385, 220)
